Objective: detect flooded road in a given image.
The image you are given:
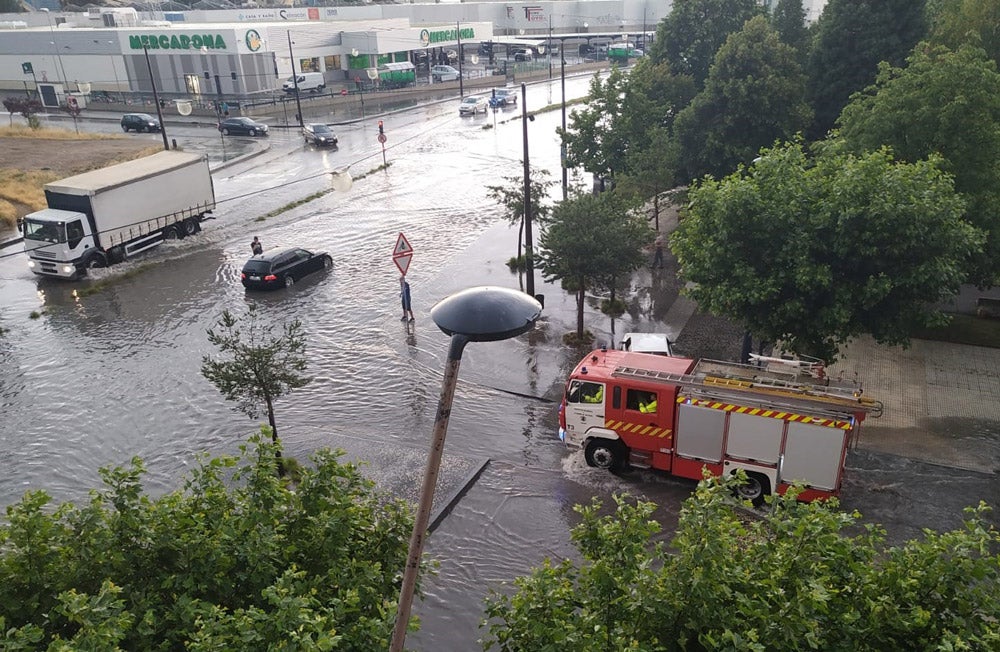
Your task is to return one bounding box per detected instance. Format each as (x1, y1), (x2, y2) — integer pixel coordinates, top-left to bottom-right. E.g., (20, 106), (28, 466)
(3, 74), (999, 651)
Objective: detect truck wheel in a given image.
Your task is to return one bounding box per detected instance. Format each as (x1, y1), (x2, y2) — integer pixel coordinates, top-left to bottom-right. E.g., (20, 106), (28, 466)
(585, 439), (626, 473)
(182, 218), (199, 236)
(733, 472), (770, 507)
(108, 246), (126, 264)
(80, 252), (107, 275)
(163, 225), (180, 240)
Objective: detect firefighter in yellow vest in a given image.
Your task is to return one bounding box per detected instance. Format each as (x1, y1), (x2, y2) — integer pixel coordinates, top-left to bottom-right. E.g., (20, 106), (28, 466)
(639, 393), (657, 414)
(582, 385), (603, 403)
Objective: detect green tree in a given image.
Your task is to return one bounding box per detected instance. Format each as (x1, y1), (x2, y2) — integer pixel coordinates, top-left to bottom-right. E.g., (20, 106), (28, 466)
(483, 477), (1000, 651)
(614, 126), (679, 231)
(673, 15), (813, 181)
(201, 305), (310, 456)
(927, 0), (1000, 67)
(836, 43), (1000, 287)
(0, 434), (415, 649)
(769, 0), (811, 54)
(537, 191), (650, 339)
(649, 0), (763, 87)
(806, 0), (928, 139)
(486, 165), (555, 269)
(671, 141), (982, 361)
(559, 68), (631, 184)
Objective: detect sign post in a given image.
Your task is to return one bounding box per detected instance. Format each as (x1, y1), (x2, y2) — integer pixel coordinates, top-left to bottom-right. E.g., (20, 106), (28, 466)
(392, 232), (413, 276)
(377, 119), (387, 166)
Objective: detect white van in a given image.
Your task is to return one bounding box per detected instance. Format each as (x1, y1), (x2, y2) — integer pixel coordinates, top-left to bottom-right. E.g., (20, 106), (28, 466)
(282, 72), (325, 93)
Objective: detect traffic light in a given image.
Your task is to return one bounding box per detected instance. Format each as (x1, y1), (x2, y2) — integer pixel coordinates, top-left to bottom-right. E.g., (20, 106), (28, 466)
(378, 120), (384, 135)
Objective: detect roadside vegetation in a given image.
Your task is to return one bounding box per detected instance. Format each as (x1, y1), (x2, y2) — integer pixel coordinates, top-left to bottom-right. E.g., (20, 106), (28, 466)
(0, 126), (155, 228)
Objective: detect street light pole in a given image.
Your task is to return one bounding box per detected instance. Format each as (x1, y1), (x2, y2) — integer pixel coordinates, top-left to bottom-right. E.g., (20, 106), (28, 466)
(521, 82), (535, 297)
(41, 9), (69, 89)
(141, 44), (170, 151)
(457, 20), (464, 98)
(548, 14), (553, 80)
(287, 31), (303, 127)
(389, 286), (542, 652)
(561, 47), (567, 200)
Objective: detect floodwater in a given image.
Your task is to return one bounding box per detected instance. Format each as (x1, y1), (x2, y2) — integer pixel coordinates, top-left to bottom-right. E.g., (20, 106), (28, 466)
(3, 75), (999, 651)
(1, 75), (674, 649)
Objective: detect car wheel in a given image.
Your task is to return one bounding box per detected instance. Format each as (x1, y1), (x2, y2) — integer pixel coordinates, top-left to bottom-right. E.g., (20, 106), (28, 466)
(249, 129), (256, 137)
(322, 255), (333, 270)
(222, 128), (230, 135)
(284, 275), (295, 288)
(140, 125), (147, 133)
(121, 125), (129, 132)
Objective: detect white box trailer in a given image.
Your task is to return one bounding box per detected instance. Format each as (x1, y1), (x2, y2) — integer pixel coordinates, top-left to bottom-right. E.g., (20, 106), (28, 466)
(21, 151), (215, 280)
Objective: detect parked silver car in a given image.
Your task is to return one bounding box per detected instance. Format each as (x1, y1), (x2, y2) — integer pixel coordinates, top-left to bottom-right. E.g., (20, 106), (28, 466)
(431, 65), (460, 82)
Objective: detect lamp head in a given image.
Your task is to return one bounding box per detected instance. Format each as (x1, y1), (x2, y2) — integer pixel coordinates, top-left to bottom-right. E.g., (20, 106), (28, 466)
(431, 286), (542, 342)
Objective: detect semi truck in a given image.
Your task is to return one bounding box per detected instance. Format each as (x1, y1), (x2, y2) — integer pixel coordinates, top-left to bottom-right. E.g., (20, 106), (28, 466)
(559, 348), (883, 504)
(21, 150), (216, 280)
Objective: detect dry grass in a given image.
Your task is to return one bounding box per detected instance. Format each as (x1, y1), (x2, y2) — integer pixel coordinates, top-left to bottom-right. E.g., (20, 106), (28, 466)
(0, 169), (60, 213)
(0, 125), (124, 141)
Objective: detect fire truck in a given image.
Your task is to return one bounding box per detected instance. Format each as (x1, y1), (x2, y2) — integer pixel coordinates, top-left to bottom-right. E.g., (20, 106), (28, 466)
(558, 348), (883, 503)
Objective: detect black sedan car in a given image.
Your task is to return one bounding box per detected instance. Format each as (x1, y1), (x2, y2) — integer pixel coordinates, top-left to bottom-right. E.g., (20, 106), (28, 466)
(218, 117), (269, 137)
(241, 247), (332, 290)
(303, 123), (338, 147)
(120, 113), (161, 133)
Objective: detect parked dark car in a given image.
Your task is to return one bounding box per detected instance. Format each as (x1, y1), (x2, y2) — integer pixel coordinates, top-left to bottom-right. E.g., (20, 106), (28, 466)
(120, 113), (161, 133)
(303, 123), (338, 147)
(218, 117), (269, 137)
(241, 247), (332, 290)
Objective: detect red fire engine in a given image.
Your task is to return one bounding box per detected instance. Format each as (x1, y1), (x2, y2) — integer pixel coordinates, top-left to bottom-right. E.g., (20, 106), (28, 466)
(558, 348), (883, 503)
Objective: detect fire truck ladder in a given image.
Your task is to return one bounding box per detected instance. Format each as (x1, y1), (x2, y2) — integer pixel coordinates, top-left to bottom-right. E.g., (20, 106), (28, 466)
(612, 364), (884, 417)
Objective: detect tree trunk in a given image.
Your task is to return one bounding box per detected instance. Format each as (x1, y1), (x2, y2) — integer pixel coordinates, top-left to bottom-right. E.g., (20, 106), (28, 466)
(265, 395), (285, 476)
(653, 192), (660, 231)
(576, 281), (586, 338)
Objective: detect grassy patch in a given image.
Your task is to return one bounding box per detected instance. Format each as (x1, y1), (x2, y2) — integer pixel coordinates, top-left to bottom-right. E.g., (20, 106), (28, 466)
(257, 189), (332, 222)
(0, 168), (59, 215)
(76, 263), (157, 297)
(0, 125), (125, 141)
(911, 313), (1000, 348)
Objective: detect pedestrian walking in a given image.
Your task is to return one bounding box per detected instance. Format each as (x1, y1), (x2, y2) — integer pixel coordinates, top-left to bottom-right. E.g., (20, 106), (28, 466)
(651, 234), (664, 269)
(251, 236), (263, 255)
(400, 276), (415, 322)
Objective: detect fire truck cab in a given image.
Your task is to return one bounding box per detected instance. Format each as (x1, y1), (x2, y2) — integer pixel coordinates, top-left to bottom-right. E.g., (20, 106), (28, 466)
(559, 348), (882, 503)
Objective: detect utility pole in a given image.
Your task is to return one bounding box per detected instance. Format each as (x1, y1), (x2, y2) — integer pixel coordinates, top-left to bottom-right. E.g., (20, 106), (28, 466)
(287, 31), (303, 127)
(521, 82), (535, 297)
(142, 45), (169, 151)
(457, 21), (464, 98)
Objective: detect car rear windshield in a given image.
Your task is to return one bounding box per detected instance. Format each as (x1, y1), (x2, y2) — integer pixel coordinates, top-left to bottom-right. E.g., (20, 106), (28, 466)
(243, 260), (272, 274)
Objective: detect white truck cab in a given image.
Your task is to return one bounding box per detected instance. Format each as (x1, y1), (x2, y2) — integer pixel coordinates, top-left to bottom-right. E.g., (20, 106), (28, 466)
(620, 332), (675, 356)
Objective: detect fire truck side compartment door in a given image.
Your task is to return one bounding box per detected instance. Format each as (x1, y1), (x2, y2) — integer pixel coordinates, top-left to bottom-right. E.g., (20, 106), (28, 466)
(726, 412), (782, 464)
(675, 402), (725, 463)
(780, 422), (848, 490)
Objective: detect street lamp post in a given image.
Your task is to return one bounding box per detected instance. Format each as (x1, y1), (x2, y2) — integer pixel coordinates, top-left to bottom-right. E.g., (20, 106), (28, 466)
(456, 21), (464, 98)
(141, 44), (170, 151)
(389, 286), (542, 652)
(561, 45), (567, 200)
(41, 9), (69, 89)
(521, 82), (536, 297)
(287, 31), (303, 127)
(548, 14), (553, 80)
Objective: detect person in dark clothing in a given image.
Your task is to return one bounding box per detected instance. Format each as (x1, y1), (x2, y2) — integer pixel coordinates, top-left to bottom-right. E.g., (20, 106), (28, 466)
(400, 276), (414, 322)
(251, 236), (263, 255)
(652, 234), (664, 269)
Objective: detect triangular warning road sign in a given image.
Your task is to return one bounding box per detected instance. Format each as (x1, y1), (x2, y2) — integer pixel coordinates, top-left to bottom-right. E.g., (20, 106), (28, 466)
(393, 253), (412, 276)
(393, 232), (413, 256)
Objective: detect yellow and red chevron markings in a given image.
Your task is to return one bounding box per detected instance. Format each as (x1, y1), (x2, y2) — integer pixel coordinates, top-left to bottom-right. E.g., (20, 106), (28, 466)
(605, 420), (672, 439)
(679, 396), (852, 430)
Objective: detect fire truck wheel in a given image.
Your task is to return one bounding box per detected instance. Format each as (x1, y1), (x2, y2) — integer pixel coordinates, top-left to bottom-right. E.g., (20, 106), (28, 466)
(733, 472), (770, 507)
(585, 439), (626, 473)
